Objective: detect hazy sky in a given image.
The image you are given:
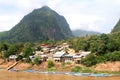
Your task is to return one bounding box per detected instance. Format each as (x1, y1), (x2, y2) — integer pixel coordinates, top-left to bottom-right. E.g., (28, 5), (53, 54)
(0, 0), (120, 33)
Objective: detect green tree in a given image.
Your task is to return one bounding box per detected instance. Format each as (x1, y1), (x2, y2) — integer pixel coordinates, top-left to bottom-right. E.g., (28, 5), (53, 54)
(23, 46), (34, 58)
(3, 51), (11, 59)
(22, 42), (34, 58)
(96, 43), (107, 55)
(36, 46), (42, 51)
(0, 42), (8, 51)
(7, 44), (19, 54)
(3, 44), (19, 59)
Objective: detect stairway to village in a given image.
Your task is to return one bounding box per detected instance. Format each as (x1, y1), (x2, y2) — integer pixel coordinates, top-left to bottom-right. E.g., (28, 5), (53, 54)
(6, 61), (18, 70)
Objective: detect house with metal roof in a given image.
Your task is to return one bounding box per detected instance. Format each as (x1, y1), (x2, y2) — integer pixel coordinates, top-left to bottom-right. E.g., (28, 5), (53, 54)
(53, 51), (66, 62)
(73, 51), (91, 64)
(61, 54), (75, 63)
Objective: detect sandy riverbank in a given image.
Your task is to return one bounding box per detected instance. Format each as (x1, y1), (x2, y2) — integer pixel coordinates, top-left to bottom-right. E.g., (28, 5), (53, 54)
(0, 58), (120, 72)
(0, 70), (120, 80)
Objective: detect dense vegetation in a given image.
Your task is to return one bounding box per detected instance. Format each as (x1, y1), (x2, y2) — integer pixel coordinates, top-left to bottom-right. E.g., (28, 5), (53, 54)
(72, 29), (100, 37)
(68, 31), (120, 66)
(0, 42), (34, 61)
(0, 6), (73, 43)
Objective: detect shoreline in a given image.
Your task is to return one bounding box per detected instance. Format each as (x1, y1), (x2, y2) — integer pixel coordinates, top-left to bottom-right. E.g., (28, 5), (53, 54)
(0, 69), (120, 80)
(1, 68), (120, 77)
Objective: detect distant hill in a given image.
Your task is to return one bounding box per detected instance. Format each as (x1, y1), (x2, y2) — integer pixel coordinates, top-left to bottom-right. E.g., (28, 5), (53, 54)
(111, 19), (120, 33)
(0, 31), (8, 41)
(72, 29), (101, 37)
(0, 6), (73, 43)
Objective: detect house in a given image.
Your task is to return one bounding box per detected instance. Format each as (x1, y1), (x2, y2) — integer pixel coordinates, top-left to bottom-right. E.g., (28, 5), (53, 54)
(42, 47), (50, 53)
(67, 48), (75, 54)
(62, 54), (75, 63)
(35, 51), (48, 61)
(29, 55), (34, 59)
(62, 43), (69, 48)
(40, 54), (48, 61)
(57, 46), (64, 51)
(50, 48), (56, 53)
(35, 51), (44, 54)
(41, 44), (49, 48)
(29, 55), (35, 62)
(47, 53), (53, 61)
(34, 51), (44, 57)
(73, 51), (91, 64)
(53, 51), (66, 62)
(9, 55), (17, 60)
(73, 54), (82, 64)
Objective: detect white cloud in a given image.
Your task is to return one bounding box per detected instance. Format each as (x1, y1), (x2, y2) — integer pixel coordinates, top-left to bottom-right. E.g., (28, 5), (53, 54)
(47, 0), (62, 7)
(0, 0), (120, 33)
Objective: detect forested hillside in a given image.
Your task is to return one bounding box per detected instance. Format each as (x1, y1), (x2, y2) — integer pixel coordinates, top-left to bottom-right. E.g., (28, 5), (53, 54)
(68, 32), (120, 66)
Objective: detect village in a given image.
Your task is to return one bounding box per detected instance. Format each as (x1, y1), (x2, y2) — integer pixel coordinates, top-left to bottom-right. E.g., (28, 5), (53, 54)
(3, 42), (120, 73)
(9, 43), (91, 65)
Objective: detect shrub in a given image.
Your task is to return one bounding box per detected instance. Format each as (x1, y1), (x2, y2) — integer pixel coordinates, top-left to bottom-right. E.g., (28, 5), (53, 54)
(82, 68), (92, 73)
(47, 60), (54, 68)
(81, 54), (97, 67)
(16, 55), (23, 61)
(33, 56), (42, 65)
(72, 66), (82, 72)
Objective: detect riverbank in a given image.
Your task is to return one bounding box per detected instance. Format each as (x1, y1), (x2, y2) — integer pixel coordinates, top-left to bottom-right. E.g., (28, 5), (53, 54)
(0, 69), (120, 80)
(0, 59), (120, 73)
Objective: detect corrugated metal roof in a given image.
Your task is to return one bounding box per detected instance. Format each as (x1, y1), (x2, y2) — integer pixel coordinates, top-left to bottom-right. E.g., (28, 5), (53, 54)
(63, 54), (75, 57)
(53, 51), (66, 57)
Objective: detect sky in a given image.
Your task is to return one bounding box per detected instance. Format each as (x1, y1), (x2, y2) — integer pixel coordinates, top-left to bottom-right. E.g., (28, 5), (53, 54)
(0, 0), (120, 33)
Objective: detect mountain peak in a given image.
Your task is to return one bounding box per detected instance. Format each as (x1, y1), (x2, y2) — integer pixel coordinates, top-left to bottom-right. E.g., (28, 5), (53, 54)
(0, 7), (73, 43)
(33, 6), (51, 12)
(41, 6), (50, 9)
(31, 6), (53, 16)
